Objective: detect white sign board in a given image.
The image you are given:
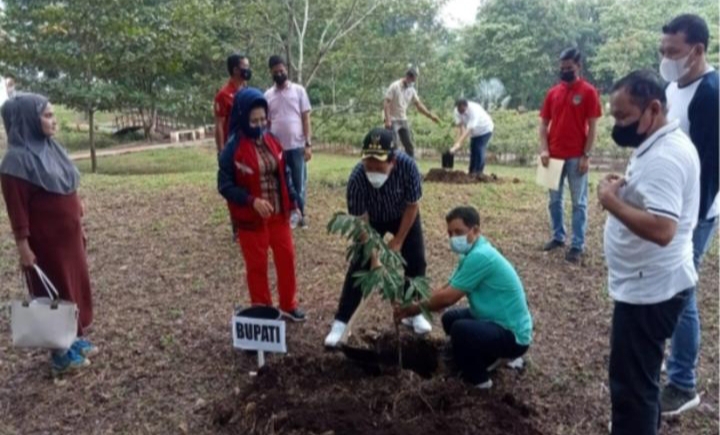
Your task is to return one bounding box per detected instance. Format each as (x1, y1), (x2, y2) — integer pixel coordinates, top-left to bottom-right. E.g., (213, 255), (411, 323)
(535, 157), (565, 191)
(232, 315), (286, 353)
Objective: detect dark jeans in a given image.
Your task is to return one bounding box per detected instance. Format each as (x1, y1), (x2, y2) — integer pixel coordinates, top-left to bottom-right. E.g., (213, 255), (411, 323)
(391, 120), (415, 158)
(469, 133), (492, 175)
(610, 289), (691, 435)
(335, 215), (426, 322)
(441, 308), (528, 384)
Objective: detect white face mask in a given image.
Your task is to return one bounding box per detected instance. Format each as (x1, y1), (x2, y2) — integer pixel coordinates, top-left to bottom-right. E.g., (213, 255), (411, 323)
(660, 54), (692, 82)
(365, 172), (389, 189)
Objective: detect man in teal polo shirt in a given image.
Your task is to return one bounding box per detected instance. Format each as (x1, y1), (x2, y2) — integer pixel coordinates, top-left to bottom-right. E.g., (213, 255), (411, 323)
(394, 206), (532, 389)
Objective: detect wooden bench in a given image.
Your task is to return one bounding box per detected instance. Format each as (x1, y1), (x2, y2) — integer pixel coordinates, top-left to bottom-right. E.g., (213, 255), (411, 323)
(169, 127), (205, 143)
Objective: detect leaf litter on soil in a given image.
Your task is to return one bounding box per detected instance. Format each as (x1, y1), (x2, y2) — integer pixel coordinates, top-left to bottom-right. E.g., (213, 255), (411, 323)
(0, 153), (717, 435)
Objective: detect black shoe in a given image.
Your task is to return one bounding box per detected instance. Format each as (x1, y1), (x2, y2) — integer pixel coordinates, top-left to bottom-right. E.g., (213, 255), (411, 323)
(282, 308), (306, 322)
(661, 383), (700, 416)
(565, 247), (582, 263)
(542, 239), (565, 251)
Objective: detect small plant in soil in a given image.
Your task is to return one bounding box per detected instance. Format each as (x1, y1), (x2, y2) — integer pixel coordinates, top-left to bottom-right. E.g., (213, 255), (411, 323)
(327, 212), (431, 366)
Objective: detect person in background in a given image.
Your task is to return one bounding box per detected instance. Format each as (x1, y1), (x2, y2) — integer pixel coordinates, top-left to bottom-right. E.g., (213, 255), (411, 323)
(265, 55), (312, 228)
(5, 76), (16, 100)
(383, 69), (440, 158)
(218, 88), (305, 322)
(539, 48), (602, 263)
(324, 128), (430, 347)
(394, 206), (532, 390)
(1, 93), (96, 374)
(658, 13), (719, 417)
(450, 98), (494, 175)
(214, 53), (251, 239)
(600, 70), (698, 435)
(214, 53), (251, 153)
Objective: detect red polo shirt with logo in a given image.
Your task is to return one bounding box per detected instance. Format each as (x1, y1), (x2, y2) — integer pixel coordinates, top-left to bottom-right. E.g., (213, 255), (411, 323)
(540, 78), (602, 159)
(214, 79), (241, 145)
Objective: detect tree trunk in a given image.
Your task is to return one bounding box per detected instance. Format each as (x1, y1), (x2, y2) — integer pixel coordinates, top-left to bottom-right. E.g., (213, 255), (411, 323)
(88, 108), (97, 174)
(285, 5), (294, 81)
(331, 68), (337, 112)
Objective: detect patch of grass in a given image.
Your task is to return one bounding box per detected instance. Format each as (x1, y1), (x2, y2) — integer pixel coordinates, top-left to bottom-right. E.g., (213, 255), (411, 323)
(76, 147), (217, 176)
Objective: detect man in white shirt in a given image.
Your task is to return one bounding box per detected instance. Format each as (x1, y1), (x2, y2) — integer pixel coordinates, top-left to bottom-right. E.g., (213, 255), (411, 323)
(265, 55), (312, 228)
(658, 14), (719, 417)
(600, 70), (699, 435)
(450, 99), (494, 175)
(383, 69), (440, 158)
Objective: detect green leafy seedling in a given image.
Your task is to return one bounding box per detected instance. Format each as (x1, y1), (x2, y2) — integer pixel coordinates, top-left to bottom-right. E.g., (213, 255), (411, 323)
(328, 213), (431, 366)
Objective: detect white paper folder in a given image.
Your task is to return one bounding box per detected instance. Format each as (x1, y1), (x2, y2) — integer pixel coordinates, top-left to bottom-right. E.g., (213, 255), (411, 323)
(535, 157), (565, 191)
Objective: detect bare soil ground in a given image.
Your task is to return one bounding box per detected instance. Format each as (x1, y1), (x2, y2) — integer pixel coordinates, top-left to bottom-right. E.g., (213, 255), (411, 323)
(0, 149), (717, 435)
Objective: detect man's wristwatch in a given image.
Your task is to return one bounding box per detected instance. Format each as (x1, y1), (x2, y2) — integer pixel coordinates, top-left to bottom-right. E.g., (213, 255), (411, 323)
(305, 141), (312, 148)
(583, 152), (591, 158)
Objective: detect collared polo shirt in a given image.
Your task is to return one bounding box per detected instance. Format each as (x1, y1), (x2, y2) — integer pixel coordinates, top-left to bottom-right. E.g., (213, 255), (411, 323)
(603, 120), (700, 304)
(385, 79), (418, 121)
(449, 237), (533, 346)
(265, 82), (312, 151)
(540, 78), (602, 159)
(346, 153), (422, 223)
(214, 79), (241, 144)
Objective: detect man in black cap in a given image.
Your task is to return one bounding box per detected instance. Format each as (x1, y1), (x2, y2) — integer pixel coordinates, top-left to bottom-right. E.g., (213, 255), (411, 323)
(324, 127), (430, 347)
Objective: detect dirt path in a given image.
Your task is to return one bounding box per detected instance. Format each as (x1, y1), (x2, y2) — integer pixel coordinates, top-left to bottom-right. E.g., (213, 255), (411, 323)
(69, 138), (213, 161)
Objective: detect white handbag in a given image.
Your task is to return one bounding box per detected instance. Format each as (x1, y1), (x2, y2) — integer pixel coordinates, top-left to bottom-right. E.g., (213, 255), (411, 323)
(10, 264), (78, 350)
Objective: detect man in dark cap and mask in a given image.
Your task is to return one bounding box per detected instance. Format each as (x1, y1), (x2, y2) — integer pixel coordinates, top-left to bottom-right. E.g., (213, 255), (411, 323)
(324, 128), (430, 347)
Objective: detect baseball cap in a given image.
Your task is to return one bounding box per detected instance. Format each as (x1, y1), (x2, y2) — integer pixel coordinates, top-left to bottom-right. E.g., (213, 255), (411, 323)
(361, 128), (394, 161)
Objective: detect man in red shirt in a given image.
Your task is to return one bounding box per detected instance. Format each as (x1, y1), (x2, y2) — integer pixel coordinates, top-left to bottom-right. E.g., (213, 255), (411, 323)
(214, 53), (251, 153)
(539, 48), (602, 263)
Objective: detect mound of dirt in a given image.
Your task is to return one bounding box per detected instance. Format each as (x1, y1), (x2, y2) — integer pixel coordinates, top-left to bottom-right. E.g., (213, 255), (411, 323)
(211, 333), (541, 435)
(424, 168), (503, 184)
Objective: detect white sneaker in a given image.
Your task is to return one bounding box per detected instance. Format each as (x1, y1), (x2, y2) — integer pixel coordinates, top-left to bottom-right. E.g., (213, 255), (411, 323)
(410, 314), (432, 335)
(324, 320), (347, 348)
(475, 379), (493, 390)
(507, 357), (525, 369)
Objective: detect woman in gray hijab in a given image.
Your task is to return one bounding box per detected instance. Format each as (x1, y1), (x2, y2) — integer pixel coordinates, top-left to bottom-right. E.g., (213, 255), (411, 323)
(1, 93), (96, 374)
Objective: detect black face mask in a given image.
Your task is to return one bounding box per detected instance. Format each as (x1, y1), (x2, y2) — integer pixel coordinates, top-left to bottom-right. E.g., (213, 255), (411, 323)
(611, 119), (646, 148)
(239, 68), (252, 81)
(559, 70), (576, 82)
(273, 73), (288, 86)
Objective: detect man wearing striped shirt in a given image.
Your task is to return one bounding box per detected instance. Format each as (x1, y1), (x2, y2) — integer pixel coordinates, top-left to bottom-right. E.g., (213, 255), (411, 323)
(324, 128), (430, 347)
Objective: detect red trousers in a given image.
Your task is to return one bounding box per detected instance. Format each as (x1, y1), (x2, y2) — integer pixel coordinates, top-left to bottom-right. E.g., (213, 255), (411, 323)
(237, 215), (298, 312)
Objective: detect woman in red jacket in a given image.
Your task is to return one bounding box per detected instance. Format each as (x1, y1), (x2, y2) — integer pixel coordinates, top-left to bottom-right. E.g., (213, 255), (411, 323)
(218, 87), (305, 321)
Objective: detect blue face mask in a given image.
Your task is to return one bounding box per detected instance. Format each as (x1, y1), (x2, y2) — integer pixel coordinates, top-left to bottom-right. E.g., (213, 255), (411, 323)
(449, 235), (472, 254)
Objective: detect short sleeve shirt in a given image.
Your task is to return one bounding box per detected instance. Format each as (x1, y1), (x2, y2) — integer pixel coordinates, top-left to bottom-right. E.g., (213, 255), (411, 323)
(385, 79), (418, 121)
(265, 82), (312, 151)
(346, 153), (422, 222)
(603, 120), (700, 304)
(540, 79), (602, 159)
(449, 237), (533, 345)
(214, 80), (240, 143)
(666, 66), (718, 219)
(454, 101), (494, 137)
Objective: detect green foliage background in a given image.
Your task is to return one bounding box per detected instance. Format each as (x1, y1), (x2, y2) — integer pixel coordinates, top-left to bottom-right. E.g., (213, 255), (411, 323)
(0, 0), (716, 161)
